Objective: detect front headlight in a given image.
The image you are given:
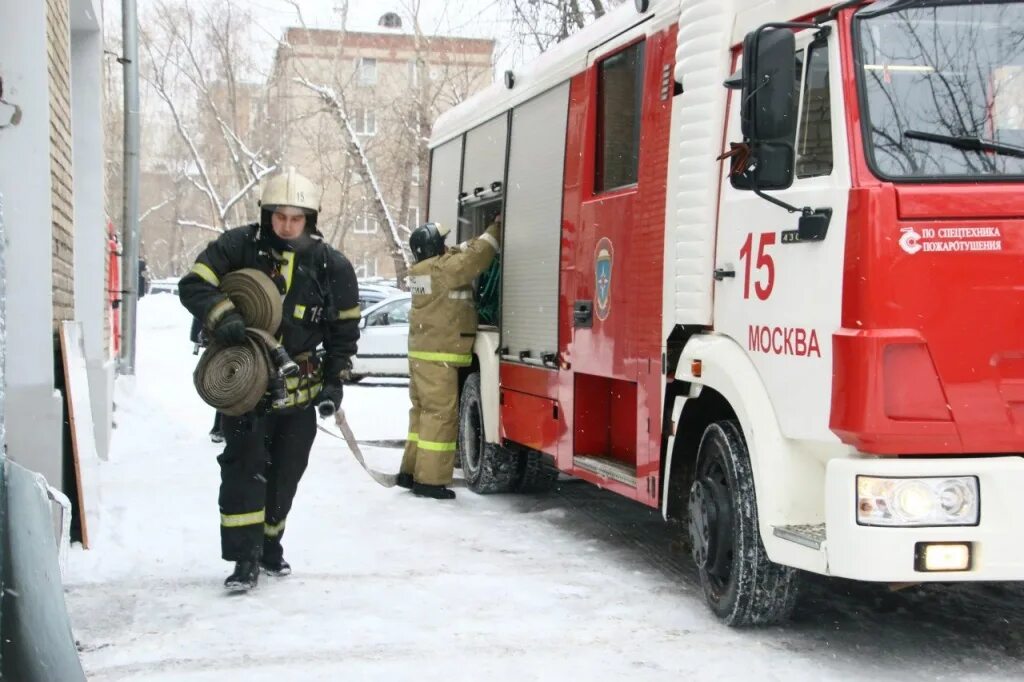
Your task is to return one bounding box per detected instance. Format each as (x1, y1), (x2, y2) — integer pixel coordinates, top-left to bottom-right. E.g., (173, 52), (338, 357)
(857, 476), (979, 527)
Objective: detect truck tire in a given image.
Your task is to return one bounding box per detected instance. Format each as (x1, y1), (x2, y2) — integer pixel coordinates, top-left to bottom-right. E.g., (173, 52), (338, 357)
(515, 448), (558, 494)
(458, 372), (516, 494)
(687, 420), (798, 626)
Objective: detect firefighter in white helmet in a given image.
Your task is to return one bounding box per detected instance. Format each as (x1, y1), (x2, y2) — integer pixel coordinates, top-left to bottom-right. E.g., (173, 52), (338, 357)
(398, 217), (501, 499)
(179, 168), (361, 591)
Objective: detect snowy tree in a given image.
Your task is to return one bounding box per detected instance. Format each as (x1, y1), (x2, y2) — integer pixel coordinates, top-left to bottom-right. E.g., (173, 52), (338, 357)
(502, 0), (626, 52)
(140, 0), (276, 233)
(269, 2), (494, 286)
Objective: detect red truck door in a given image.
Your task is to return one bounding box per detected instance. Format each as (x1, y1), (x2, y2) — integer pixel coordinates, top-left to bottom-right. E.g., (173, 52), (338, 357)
(559, 24), (674, 505)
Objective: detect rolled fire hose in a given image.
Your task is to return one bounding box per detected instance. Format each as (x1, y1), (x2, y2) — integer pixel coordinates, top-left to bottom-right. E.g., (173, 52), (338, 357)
(193, 269), (397, 488)
(193, 269), (297, 416)
(221, 268), (282, 333)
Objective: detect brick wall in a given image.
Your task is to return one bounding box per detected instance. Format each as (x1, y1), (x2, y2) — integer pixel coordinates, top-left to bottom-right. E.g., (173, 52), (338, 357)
(47, 0), (75, 329)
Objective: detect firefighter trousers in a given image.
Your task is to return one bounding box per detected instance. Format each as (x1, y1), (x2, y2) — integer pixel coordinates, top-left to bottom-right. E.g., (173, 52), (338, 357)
(401, 359), (460, 486)
(217, 406), (316, 562)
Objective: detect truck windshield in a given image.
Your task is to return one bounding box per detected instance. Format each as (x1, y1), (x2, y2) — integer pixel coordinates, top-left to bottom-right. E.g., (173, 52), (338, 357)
(854, 1), (1024, 180)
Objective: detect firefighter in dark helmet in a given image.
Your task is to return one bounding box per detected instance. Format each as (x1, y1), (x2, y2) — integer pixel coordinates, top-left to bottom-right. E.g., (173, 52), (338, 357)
(399, 218), (500, 499)
(178, 168), (360, 591)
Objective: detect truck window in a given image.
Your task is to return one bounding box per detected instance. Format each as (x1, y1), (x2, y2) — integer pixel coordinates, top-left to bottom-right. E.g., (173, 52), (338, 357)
(796, 41), (833, 178)
(595, 41), (645, 192)
(855, 2), (1024, 179)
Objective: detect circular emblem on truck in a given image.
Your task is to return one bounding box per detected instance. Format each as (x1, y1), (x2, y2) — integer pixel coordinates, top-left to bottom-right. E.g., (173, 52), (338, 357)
(595, 237), (614, 321)
(899, 227), (922, 255)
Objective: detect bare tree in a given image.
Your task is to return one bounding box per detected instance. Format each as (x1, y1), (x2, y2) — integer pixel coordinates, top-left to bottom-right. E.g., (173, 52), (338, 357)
(270, 2), (493, 286)
(140, 0), (276, 233)
(295, 78), (410, 281)
(503, 0), (624, 52)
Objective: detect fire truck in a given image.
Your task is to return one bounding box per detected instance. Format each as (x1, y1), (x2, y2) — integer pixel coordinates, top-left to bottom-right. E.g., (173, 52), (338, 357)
(425, 0), (1024, 625)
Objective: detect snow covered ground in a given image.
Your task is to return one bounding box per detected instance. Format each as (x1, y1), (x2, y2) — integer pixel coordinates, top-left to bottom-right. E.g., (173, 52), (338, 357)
(66, 295), (1024, 681)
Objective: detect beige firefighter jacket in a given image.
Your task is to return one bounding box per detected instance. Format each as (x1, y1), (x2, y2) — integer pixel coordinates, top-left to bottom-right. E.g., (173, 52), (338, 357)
(407, 223), (500, 366)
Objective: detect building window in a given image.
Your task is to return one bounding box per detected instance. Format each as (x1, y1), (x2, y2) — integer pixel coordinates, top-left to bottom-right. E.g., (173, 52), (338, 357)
(408, 60), (420, 87)
(595, 41), (645, 193)
(354, 108), (376, 136)
(358, 57), (377, 85)
(356, 254), (378, 278)
(354, 214), (379, 234)
(411, 164), (421, 186)
(407, 205), (420, 229)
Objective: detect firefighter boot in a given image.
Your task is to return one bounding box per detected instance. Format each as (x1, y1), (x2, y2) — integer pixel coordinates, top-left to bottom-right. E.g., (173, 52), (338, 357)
(224, 560), (260, 592)
(413, 482), (456, 500)
(260, 558), (292, 577)
(396, 473), (414, 489)
(261, 534), (291, 576)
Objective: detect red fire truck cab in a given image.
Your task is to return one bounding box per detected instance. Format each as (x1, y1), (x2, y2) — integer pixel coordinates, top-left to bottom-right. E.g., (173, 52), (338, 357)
(427, 0), (1024, 625)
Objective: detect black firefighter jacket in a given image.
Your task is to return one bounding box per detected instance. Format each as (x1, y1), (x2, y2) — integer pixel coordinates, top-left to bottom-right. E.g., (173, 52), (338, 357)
(178, 223), (361, 391)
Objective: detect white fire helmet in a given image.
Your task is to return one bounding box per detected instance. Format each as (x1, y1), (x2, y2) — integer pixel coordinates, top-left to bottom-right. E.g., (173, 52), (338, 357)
(260, 167), (321, 214)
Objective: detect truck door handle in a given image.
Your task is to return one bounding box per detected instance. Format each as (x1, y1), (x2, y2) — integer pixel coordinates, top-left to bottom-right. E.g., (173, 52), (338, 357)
(573, 300), (593, 328)
(713, 268), (735, 281)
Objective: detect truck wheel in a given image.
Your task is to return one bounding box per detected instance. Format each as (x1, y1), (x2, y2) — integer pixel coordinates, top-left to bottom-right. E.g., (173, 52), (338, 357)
(458, 372), (516, 494)
(515, 448), (558, 494)
(687, 420), (798, 626)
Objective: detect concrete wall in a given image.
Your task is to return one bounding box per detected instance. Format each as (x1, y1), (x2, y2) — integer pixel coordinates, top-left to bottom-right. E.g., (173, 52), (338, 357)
(0, 0), (110, 484)
(71, 0), (112, 459)
(0, 0), (66, 488)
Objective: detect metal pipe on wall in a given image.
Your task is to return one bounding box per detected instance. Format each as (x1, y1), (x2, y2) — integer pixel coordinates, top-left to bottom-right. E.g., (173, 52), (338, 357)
(118, 0), (140, 375)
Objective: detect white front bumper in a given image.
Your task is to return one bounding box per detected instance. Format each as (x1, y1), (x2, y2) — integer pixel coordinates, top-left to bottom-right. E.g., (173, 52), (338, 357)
(825, 455), (1024, 582)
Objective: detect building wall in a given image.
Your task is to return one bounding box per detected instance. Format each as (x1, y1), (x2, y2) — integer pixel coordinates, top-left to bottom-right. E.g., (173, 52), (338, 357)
(0, 0), (110, 488)
(48, 0), (76, 328)
(72, 4), (112, 460)
(0, 0), (65, 488)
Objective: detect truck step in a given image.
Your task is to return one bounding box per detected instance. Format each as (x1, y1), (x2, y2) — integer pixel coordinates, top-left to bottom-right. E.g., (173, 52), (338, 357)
(572, 456), (637, 487)
(772, 524), (826, 550)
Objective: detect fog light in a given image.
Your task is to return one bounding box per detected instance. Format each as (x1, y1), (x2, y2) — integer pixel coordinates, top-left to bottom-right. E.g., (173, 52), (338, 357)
(857, 476), (979, 527)
(916, 542), (971, 572)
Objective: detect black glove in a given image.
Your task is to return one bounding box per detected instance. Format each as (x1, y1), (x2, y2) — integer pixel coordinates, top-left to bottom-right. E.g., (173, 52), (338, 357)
(317, 382), (344, 418)
(212, 310), (247, 346)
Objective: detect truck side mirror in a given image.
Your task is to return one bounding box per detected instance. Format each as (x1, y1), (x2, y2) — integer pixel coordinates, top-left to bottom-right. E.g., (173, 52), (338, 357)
(725, 25), (800, 193)
(725, 21), (832, 234)
(741, 26), (797, 142)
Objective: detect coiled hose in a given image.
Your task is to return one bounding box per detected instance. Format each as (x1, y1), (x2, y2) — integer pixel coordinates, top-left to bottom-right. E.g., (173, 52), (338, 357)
(477, 255), (501, 326)
(193, 269), (298, 416)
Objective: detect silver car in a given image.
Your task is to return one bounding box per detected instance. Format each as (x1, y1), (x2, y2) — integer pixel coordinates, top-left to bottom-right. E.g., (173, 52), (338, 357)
(349, 293), (411, 381)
